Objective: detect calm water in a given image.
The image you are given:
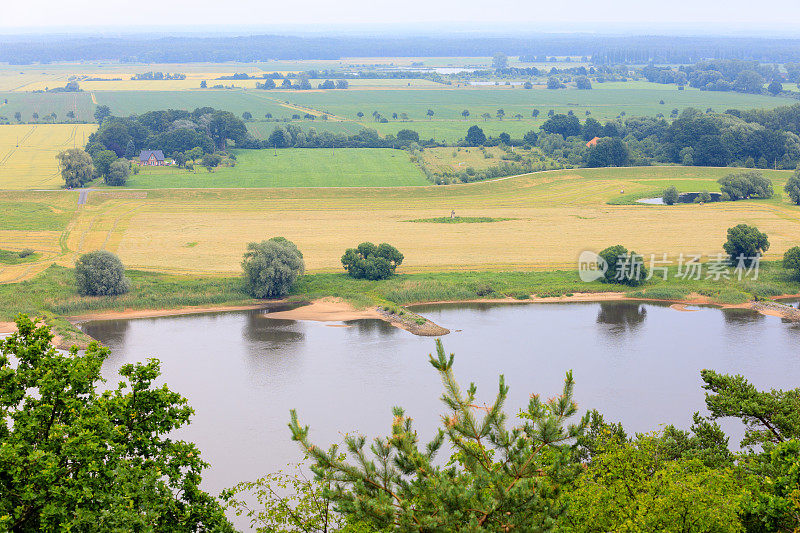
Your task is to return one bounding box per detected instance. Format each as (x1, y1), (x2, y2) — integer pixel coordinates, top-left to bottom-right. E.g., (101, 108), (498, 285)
(82, 302), (800, 513)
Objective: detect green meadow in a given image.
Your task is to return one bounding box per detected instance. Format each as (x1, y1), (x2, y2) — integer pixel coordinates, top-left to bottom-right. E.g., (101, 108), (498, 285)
(121, 147), (429, 188)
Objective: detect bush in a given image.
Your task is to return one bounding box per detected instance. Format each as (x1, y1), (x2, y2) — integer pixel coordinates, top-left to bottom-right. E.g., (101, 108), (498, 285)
(785, 171), (800, 205)
(723, 224), (770, 265)
(18, 248), (34, 258)
(599, 245), (648, 286)
(341, 242), (404, 280)
(783, 246), (800, 276)
(75, 250), (131, 296)
(241, 237), (305, 298)
(718, 171), (774, 200)
(105, 159), (130, 186)
(662, 186), (679, 205)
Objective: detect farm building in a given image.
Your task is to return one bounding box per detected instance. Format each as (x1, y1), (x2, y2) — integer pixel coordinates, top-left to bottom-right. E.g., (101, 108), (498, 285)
(138, 150), (167, 166)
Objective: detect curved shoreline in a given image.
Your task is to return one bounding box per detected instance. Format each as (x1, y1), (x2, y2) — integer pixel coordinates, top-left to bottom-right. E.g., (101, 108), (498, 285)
(58, 291), (800, 344)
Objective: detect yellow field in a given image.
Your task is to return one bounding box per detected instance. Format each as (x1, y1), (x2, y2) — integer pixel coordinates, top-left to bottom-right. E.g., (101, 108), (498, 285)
(2, 167), (798, 282)
(0, 124), (98, 189)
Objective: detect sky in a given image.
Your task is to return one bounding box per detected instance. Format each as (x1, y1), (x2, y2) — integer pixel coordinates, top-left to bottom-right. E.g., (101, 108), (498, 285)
(2, 0), (800, 35)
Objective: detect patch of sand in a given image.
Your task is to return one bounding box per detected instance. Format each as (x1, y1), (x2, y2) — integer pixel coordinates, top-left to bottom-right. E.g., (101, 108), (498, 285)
(0, 322), (16, 335)
(263, 298), (382, 322)
(68, 303), (273, 322)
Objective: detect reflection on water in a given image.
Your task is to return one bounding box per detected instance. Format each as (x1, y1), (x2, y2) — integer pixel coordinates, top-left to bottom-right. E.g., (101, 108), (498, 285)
(596, 302), (648, 333)
(81, 301), (800, 529)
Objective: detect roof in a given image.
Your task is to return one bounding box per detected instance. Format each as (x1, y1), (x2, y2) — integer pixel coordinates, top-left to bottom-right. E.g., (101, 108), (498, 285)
(586, 137), (600, 148)
(139, 150), (165, 161)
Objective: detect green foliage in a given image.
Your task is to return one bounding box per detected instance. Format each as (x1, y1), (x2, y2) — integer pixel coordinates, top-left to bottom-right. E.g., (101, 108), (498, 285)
(701, 369), (800, 450)
(0, 316), (232, 531)
(586, 137), (630, 168)
(92, 149), (117, 177)
(784, 246), (800, 275)
(562, 433), (746, 532)
(341, 242), (404, 280)
(465, 125), (486, 146)
(104, 159), (130, 186)
(786, 170), (800, 205)
(222, 462), (347, 533)
(718, 171), (774, 200)
(74, 250), (130, 296)
(599, 245), (648, 286)
(662, 185), (679, 205)
(289, 340), (588, 531)
(723, 224), (770, 265)
(56, 148), (94, 188)
(241, 237), (305, 299)
(0, 249), (39, 265)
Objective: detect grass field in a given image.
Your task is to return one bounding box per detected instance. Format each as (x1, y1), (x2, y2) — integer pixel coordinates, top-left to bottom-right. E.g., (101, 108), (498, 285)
(0, 91), (96, 123)
(121, 148), (428, 188)
(0, 124), (98, 189)
(3, 166), (798, 283)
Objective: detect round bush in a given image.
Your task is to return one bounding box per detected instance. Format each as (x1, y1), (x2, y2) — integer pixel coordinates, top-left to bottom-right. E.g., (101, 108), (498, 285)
(341, 242), (404, 280)
(75, 251), (131, 296)
(242, 237), (305, 299)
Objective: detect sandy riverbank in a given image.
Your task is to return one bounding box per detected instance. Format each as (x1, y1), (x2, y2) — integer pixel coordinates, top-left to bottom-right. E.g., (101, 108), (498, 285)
(260, 298), (383, 322)
(57, 291), (800, 343)
(68, 303), (282, 322)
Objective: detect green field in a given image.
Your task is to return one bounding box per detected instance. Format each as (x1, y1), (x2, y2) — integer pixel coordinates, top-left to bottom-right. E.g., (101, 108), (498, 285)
(246, 119), (365, 138)
(0, 91), (96, 123)
(123, 148), (428, 188)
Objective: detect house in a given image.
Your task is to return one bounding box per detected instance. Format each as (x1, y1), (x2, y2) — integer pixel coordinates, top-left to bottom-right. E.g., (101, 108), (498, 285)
(586, 137), (600, 148)
(138, 150), (166, 166)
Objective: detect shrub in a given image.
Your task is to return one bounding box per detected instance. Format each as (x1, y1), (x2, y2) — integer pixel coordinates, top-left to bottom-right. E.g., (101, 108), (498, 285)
(662, 186), (679, 205)
(718, 171), (774, 200)
(723, 224), (770, 265)
(241, 237), (305, 298)
(341, 242), (404, 280)
(785, 171), (800, 205)
(75, 250), (131, 296)
(599, 245), (648, 286)
(105, 159), (130, 186)
(18, 248), (34, 258)
(783, 246), (800, 277)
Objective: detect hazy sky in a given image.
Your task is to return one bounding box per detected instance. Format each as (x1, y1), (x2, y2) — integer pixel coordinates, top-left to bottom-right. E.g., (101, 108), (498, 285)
(3, 0), (800, 33)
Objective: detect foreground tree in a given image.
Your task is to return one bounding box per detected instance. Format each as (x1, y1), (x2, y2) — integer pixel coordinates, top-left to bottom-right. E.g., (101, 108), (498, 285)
(0, 316), (232, 532)
(722, 224), (769, 265)
(701, 370), (800, 531)
(341, 242), (403, 280)
(242, 237), (305, 298)
(56, 148), (93, 188)
(562, 433), (746, 532)
(289, 340), (588, 531)
(75, 250), (130, 296)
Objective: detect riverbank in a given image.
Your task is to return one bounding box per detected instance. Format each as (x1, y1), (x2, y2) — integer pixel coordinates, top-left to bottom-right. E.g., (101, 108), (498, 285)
(1, 263), (799, 348)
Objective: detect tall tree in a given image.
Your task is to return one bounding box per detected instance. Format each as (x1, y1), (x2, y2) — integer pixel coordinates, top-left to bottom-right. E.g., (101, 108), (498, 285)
(0, 316), (233, 532)
(56, 149), (93, 188)
(289, 340), (588, 531)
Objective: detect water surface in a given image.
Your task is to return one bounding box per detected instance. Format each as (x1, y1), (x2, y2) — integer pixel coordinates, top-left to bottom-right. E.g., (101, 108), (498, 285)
(82, 301), (800, 512)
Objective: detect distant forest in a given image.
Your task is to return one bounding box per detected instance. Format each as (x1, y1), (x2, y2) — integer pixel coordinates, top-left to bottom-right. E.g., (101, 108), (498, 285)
(5, 34), (800, 64)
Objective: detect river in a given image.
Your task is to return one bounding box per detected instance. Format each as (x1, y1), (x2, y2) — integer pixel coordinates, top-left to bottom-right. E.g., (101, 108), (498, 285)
(81, 301), (800, 521)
